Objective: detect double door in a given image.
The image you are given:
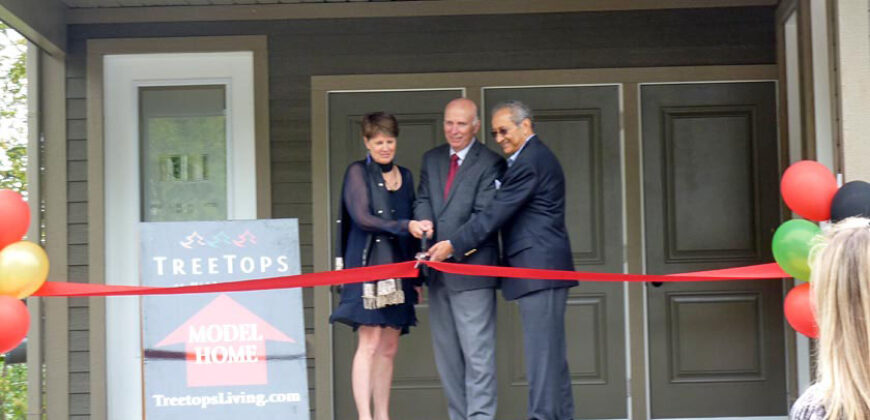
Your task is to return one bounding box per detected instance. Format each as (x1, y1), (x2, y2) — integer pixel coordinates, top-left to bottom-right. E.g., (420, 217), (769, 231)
(325, 81), (784, 419)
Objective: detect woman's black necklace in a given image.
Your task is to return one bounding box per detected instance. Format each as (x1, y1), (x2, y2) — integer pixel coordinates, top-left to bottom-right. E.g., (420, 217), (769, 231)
(377, 161), (394, 172)
(382, 165), (400, 191)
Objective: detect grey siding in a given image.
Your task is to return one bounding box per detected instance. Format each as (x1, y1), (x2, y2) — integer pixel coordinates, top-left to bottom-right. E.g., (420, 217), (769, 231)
(65, 7), (774, 418)
(66, 37), (90, 418)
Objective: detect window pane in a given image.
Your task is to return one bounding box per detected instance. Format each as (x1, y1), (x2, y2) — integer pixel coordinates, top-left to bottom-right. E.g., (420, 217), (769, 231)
(140, 85), (227, 222)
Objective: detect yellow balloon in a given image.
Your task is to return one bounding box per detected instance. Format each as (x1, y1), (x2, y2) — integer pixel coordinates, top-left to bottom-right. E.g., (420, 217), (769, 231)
(0, 241), (50, 298)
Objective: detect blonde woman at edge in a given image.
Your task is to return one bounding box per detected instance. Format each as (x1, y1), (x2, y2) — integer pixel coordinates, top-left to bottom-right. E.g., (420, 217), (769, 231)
(790, 217), (870, 420)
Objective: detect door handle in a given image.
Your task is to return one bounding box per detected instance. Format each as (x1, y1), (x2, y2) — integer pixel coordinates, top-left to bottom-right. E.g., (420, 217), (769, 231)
(650, 281), (663, 288)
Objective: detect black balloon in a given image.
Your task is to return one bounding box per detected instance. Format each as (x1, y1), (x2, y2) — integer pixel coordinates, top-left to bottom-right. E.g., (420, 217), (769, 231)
(831, 181), (870, 222)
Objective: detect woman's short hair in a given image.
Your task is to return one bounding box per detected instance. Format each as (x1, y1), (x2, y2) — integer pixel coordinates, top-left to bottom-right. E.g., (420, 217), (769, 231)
(810, 216), (870, 420)
(361, 112), (399, 139)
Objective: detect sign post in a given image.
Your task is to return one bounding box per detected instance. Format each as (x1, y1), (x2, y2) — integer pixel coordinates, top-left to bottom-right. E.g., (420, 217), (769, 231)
(140, 219), (309, 419)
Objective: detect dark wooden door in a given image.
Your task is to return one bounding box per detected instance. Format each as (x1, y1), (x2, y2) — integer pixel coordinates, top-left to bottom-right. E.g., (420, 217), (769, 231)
(328, 89), (462, 419)
(483, 86), (626, 419)
(641, 82), (786, 418)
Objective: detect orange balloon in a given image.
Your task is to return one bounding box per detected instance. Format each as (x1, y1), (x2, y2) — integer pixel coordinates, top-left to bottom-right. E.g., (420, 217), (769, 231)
(0, 241), (50, 298)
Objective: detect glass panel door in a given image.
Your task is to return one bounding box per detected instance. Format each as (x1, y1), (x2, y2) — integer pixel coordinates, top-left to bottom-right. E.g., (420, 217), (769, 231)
(140, 85), (228, 222)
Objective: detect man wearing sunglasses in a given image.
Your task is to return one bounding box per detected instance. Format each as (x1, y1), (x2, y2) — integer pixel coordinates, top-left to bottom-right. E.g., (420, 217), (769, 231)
(428, 100), (577, 420)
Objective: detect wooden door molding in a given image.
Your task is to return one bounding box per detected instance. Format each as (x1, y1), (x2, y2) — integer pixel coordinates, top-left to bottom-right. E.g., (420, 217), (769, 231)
(776, 0), (817, 164)
(642, 82), (785, 418)
(311, 64), (778, 420)
(86, 35), (270, 420)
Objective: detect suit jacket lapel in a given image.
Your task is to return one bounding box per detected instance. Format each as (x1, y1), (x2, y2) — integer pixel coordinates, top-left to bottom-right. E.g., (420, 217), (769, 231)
(511, 135), (537, 168)
(501, 136), (536, 184)
(435, 145), (449, 212)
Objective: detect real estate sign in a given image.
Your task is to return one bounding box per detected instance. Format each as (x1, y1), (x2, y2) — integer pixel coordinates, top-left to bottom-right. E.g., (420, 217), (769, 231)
(140, 219), (309, 419)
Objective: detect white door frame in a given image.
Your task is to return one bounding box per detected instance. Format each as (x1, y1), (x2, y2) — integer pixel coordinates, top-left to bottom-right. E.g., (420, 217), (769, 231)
(103, 51), (257, 420)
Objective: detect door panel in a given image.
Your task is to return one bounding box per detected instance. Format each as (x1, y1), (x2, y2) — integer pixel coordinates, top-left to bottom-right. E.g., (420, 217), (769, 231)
(328, 90), (462, 419)
(483, 86), (626, 419)
(641, 82), (785, 418)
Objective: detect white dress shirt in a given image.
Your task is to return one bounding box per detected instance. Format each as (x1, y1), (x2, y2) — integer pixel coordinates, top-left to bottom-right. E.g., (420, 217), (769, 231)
(450, 138), (475, 166)
(506, 134), (534, 167)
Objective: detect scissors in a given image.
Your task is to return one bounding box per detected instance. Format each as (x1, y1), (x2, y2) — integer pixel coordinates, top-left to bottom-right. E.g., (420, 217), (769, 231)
(414, 231), (429, 270)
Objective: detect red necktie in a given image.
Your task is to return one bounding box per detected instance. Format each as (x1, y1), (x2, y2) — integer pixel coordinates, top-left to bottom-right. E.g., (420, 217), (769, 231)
(444, 154), (459, 199)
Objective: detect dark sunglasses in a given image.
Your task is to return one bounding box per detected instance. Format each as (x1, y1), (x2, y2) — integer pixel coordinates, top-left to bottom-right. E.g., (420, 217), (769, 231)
(490, 127), (512, 138)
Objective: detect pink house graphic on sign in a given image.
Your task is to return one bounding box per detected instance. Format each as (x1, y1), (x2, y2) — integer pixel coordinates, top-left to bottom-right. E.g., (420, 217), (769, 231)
(155, 294), (295, 387)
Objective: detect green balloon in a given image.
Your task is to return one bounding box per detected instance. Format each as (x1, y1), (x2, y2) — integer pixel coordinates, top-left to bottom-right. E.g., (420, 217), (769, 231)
(772, 219), (821, 281)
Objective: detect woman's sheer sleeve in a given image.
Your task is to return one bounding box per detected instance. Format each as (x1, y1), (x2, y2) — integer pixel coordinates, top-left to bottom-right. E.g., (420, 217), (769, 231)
(343, 163), (409, 235)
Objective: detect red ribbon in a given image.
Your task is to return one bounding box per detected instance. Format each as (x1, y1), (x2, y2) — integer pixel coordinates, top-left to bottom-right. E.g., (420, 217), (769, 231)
(427, 261), (788, 281)
(33, 262), (418, 297)
(31, 261), (789, 297)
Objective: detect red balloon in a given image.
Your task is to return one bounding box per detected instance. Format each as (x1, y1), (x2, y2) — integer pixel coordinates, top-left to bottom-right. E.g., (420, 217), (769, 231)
(0, 295), (29, 353)
(784, 283), (818, 338)
(0, 189), (30, 250)
(781, 161), (838, 221)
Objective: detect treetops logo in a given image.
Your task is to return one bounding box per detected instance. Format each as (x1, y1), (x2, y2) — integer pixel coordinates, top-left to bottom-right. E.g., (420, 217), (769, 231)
(179, 230), (257, 249)
(150, 229), (293, 278)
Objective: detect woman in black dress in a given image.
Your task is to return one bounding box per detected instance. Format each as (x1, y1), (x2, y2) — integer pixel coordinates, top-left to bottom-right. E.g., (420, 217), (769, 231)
(330, 112), (430, 420)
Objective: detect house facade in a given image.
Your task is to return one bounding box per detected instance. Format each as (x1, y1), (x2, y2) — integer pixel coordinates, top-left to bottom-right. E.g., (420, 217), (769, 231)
(2, 0), (869, 419)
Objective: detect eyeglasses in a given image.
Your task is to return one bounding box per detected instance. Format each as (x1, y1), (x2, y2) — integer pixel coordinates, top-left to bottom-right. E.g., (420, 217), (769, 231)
(490, 127), (512, 138)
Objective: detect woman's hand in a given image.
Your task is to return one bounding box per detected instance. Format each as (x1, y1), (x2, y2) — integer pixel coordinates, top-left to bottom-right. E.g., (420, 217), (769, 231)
(409, 220), (434, 239)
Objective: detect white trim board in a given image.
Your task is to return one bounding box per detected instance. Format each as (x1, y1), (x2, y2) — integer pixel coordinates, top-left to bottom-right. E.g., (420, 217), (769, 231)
(102, 51), (258, 420)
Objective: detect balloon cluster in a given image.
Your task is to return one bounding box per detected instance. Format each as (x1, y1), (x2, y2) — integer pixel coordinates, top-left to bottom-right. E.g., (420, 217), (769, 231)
(777, 161), (870, 338)
(0, 190), (49, 353)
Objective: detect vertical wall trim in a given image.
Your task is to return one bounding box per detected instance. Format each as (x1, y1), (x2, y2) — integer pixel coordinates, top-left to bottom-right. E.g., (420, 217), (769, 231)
(777, 0), (814, 401)
(85, 38), (108, 420)
(833, 0), (870, 182)
(809, 0), (835, 170)
(41, 48), (69, 420)
(25, 42), (39, 242)
(25, 41), (42, 420)
(254, 39), (272, 219)
(797, 0), (817, 160)
(622, 82), (648, 420)
(776, 0), (819, 163)
(311, 82), (333, 420)
(776, 0), (797, 176)
(825, 0), (843, 174)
